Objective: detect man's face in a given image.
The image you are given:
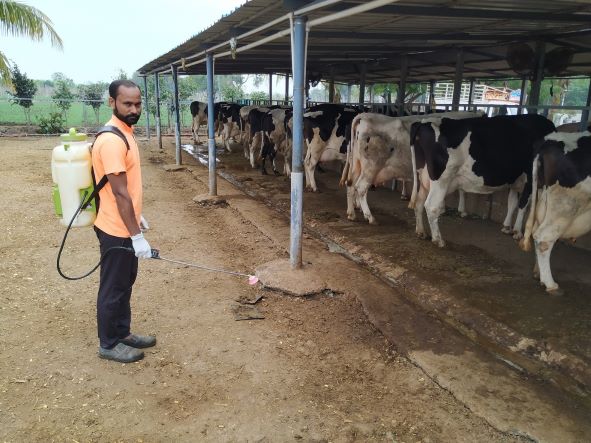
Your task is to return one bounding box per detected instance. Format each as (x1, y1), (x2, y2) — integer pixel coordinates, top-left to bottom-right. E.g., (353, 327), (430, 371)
(109, 86), (142, 126)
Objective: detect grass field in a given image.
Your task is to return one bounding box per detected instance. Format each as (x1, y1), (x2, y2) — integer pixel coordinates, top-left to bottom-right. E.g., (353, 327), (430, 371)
(0, 99), (195, 130)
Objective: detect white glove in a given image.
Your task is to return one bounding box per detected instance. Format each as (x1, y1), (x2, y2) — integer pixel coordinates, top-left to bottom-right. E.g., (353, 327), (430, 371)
(140, 214), (150, 231)
(131, 232), (152, 259)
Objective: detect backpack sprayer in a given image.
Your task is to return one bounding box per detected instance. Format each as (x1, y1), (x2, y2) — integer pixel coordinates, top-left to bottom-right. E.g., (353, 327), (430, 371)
(52, 127), (258, 285)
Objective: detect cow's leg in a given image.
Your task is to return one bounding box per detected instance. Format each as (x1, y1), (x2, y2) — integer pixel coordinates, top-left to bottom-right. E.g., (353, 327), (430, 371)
(244, 130), (251, 160)
(249, 134), (259, 169)
(414, 169), (430, 239)
(424, 180), (450, 247)
(194, 116), (202, 144)
(260, 155), (268, 175)
(533, 211), (569, 295)
(534, 238), (561, 295)
(458, 190), (467, 217)
(502, 188), (519, 234)
(512, 201), (529, 240)
(191, 116), (197, 143)
(400, 180), (410, 201)
(224, 124), (233, 153)
(355, 178), (377, 225)
(304, 143), (322, 192)
(271, 150), (280, 175)
(346, 185), (357, 221)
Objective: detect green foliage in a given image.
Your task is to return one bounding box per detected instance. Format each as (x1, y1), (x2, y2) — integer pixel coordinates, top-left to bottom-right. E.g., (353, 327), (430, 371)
(0, 0), (63, 86)
(8, 64), (36, 125)
(249, 90), (268, 102)
(37, 111), (65, 133)
(9, 64), (36, 108)
(51, 73), (75, 115)
(179, 75), (206, 100)
(78, 82), (106, 123)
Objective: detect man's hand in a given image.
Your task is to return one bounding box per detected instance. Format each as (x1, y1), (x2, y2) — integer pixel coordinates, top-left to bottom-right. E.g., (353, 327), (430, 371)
(140, 214), (150, 232)
(131, 233), (152, 259)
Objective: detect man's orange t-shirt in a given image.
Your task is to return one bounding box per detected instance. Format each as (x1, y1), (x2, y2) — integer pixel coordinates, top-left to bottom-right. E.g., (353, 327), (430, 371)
(91, 115), (142, 238)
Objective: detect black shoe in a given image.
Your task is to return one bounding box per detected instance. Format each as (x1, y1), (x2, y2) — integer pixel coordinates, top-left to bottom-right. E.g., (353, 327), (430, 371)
(119, 334), (157, 349)
(98, 343), (144, 363)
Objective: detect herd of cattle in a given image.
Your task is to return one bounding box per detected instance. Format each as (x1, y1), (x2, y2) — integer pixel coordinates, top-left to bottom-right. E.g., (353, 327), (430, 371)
(189, 100), (591, 296)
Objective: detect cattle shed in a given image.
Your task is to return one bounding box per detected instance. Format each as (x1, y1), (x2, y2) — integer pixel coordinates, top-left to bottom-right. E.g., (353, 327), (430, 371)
(138, 0), (591, 269)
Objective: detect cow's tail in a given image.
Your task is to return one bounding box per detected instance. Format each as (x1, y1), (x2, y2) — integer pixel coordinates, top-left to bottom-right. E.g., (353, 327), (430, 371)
(408, 144), (418, 209)
(408, 122), (423, 209)
(339, 130), (352, 187)
(520, 154), (540, 252)
(341, 116), (360, 187)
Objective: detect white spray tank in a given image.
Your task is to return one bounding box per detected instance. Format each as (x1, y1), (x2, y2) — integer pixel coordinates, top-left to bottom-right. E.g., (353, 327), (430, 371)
(51, 128), (96, 227)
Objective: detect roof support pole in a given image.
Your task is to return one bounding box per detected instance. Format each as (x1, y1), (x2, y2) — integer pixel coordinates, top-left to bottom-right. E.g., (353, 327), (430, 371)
(518, 77), (527, 115)
(580, 76), (591, 131)
(428, 80), (435, 113)
(347, 84), (352, 103)
(269, 73), (273, 105)
(289, 15), (308, 270)
(206, 52), (217, 196)
(142, 76), (150, 140)
(284, 73), (290, 102)
(452, 48), (464, 111)
(171, 64), (182, 165)
(359, 64), (367, 104)
(328, 67), (335, 103)
(528, 41), (546, 114)
(154, 72), (162, 149)
(396, 54), (408, 115)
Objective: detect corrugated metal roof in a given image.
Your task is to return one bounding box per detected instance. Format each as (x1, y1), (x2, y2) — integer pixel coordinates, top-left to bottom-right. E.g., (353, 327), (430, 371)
(138, 0), (591, 82)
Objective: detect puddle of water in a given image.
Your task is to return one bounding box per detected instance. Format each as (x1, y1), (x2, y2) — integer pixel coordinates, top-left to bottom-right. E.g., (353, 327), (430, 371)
(182, 144), (223, 166)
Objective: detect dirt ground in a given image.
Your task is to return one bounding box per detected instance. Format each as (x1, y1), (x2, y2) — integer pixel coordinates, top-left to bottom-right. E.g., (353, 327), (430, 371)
(201, 141), (591, 392)
(0, 135), (532, 442)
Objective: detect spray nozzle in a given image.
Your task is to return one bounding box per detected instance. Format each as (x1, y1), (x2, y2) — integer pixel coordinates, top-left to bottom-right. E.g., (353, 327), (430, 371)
(150, 248), (160, 259)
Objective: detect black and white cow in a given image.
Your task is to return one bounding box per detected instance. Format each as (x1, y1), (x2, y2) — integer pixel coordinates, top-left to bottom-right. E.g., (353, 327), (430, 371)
(189, 101), (225, 144)
(240, 105), (258, 149)
(265, 108), (292, 176)
(521, 131), (591, 295)
(303, 104), (359, 192)
(410, 114), (556, 247)
(341, 112), (481, 224)
(218, 103), (242, 152)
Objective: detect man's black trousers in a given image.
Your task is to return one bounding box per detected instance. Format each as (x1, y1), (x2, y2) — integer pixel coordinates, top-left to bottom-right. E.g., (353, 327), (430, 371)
(94, 227), (138, 349)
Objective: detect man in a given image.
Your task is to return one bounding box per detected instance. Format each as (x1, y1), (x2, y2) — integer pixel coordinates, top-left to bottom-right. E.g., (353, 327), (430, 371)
(91, 79), (155, 363)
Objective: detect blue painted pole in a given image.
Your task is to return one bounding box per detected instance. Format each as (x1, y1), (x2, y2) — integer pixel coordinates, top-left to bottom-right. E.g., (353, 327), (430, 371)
(206, 53), (217, 196)
(290, 15), (307, 270)
(171, 64), (182, 165)
(154, 72), (162, 149)
(142, 76), (150, 140)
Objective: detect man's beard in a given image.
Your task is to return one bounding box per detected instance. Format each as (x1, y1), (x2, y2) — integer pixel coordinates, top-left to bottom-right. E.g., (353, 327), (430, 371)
(114, 106), (141, 126)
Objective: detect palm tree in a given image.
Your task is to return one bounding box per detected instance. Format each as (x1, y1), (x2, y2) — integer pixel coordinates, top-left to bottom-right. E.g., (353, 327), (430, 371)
(0, 0), (62, 86)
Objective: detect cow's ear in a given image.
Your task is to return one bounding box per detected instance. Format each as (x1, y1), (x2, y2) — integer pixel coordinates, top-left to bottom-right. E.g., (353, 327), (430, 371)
(410, 122), (422, 146)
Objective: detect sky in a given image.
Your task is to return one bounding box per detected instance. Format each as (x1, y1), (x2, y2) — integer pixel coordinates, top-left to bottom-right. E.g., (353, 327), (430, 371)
(3, 0), (246, 84)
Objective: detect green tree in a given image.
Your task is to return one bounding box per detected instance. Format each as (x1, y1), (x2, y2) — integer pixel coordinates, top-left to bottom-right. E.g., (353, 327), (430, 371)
(8, 64), (36, 125)
(249, 90), (268, 103)
(0, 0), (62, 86)
(217, 75), (246, 102)
(79, 82), (106, 123)
(51, 73), (75, 118)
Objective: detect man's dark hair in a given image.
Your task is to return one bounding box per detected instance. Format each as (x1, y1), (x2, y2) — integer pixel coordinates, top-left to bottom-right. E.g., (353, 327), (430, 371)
(109, 80), (140, 99)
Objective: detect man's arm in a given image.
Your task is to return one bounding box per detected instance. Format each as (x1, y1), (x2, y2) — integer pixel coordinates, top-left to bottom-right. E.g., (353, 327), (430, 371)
(107, 172), (141, 237)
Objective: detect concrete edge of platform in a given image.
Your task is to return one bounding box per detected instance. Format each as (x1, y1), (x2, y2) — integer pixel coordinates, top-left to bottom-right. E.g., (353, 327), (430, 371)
(199, 164), (591, 401)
